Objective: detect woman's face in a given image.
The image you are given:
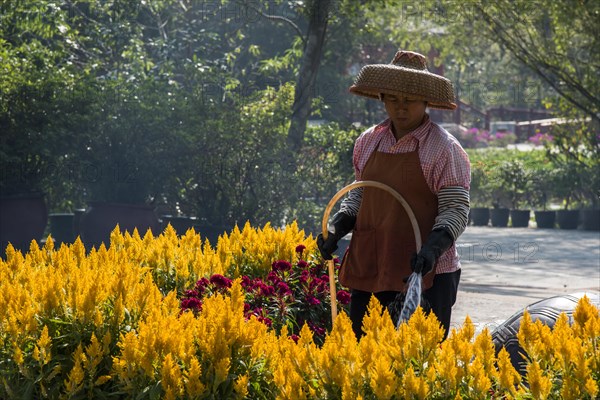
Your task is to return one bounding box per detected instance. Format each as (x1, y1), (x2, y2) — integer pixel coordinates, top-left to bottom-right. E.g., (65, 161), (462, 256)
(382, 94), (427, 139)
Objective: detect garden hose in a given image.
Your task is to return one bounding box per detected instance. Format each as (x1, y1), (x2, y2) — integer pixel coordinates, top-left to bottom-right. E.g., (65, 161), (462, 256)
(321, 180), (422, 324)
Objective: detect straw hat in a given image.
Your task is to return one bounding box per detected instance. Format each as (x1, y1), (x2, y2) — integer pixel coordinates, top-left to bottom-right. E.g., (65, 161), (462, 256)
(349, 50), (457, 110)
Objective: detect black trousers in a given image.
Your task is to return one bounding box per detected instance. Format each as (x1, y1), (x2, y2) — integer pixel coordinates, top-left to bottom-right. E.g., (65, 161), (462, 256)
(349, 269), (461, 340)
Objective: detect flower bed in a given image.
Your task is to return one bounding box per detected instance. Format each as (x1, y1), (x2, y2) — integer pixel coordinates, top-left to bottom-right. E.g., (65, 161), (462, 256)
(1, 223), (598, 399)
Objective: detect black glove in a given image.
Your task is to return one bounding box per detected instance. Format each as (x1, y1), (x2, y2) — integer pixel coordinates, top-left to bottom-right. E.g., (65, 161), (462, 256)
(317, 211), (356, 260)
(411, 228), (454, 276)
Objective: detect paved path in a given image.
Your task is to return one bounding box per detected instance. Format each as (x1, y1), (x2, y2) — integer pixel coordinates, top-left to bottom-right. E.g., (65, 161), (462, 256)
(451, 226), (600, 332)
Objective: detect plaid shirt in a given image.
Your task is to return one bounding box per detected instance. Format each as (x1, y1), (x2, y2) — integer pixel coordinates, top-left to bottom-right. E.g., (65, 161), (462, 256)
(340, 115), (471, 274)
(352, 116), (470, 192)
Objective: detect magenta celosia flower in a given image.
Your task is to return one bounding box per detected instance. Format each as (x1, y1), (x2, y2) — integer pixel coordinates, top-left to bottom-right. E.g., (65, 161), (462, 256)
(261, 285), (275, 297)
(181, 298), (202, 311)
(194, 277), (210, 293)
(258, 315), (272, 327)
(337, 290), (351, 305)
(311, 276), (328, 293)
(308, 321), (325, 336)
(295, 244), (306, 254)
(306, 295), (321, 306)
(299, 270), (309, 284)
(179, 253), (351, 346)
(276, 281), (292, 296)
(267, 271), (280, 283)
(249, 278), (265, 292)
(289, 334), (300, 343)
(209, 274), (232, 289)
(272, 260), (292, 272)
(241, 275), (252, 288)
(183, 289), (199, 298)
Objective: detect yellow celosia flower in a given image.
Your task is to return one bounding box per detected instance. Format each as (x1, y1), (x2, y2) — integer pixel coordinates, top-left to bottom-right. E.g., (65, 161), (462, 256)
(585, 377), (599, 399)
(496, 348), (523, 396)
(432, 345), (459, 391)
(274, 362), (307, 400)
(525, 360), (552, 400)
(184, 358), (206, 397)
(161, 353), (183, 399)
(573, 295), (600, 335)
(369, 356), (396, 399)
(64, 344), (85, 395)
(94, 375), (112, 386)
(213, 357), (231, 391)
(472, 328), (496, 377)
(467, 358), (491, 395)
(233, 374), (249, 399)
(402, 366), (429, 400)
(517, 311), (554, 362)
(13, 343), (24, 366)
(83, 333), (104, 374)
(33, 325), (52, 366)
(6, 222), (600, 399)
(318, 313), (361, 395)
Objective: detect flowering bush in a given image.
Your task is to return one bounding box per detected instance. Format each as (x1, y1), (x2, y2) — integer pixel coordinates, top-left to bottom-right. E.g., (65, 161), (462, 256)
(528, 131), (554, 146)
(492, 130), (517, 147)
(0, 223), (598, 399)
(457, 128), (517, 148)
(180, 249), (350, 345)
(456, 127), (492, 148)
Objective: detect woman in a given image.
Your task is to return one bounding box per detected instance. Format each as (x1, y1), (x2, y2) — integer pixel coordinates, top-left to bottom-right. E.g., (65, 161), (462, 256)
(318, 50), (471, 339)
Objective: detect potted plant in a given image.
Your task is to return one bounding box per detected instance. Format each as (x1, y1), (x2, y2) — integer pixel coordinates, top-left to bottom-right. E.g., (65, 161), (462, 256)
(468, 159), (493, 226)
(553, 159), (582, 230)
(497, 159), (532, 228)
(487, 161), (512, 228)
(529, 169), (557, 229)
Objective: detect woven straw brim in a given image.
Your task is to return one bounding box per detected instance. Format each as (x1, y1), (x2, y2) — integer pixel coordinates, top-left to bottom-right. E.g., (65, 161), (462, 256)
(349, 64), (457, 110)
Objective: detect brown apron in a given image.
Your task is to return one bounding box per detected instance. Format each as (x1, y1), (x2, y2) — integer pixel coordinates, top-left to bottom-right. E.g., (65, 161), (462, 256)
(339, 141), (438, 292)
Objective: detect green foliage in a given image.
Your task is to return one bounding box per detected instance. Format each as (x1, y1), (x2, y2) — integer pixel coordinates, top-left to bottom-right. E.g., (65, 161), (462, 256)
(2, 0), (598, 229)
(467, 148), (556, 210)
(292, 122), (358, 234)
(469, 147), (597, 212)
(451, 0), (600, 157)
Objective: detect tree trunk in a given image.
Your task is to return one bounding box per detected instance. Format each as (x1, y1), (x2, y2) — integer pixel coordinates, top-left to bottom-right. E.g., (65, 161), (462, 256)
(286, 0), (332, 160)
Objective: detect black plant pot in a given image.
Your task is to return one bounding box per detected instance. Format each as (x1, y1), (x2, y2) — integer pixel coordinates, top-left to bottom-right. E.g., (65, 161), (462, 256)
(556, 209), (580, 230)
(48, 213), (75, 246)
(80, 202), (160, 249)
(510, 209), (530, 228)
(534, 210), (556, 229)
(470, 207), (490, 226)
(580, 209), (600, 231)
(0, 193), (48, 257)
(490, 208), (510, 227)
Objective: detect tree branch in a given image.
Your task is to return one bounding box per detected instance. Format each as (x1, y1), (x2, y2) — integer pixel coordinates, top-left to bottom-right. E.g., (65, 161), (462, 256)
(474, 3), (599, 122)
(242, 1), (306, 46)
